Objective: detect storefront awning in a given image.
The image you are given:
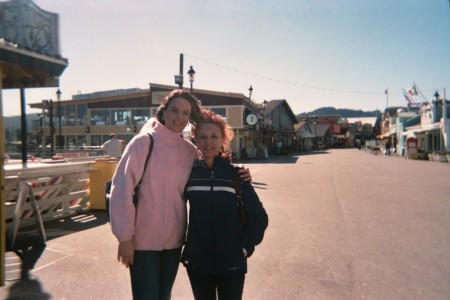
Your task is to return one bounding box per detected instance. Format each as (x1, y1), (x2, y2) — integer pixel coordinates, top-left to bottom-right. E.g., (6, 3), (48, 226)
(406, 122), (441, 134)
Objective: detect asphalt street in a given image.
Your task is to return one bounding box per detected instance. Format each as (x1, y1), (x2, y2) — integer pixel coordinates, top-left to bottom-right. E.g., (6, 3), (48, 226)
(1, 149), (449, 299)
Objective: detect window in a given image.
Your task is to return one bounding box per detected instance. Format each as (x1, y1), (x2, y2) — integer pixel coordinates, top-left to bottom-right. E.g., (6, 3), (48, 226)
(90, 135), (102, 146)
(77, 135), (87, 148)
(117, 134), (134, 144)
(66, 135), (76, 149)
(112, 109), (131, 125)
(66, 105), (76, 126)
(210, 108), (227, 119)
(77, 104), (87, 126)
(132, 109), (150, 125)
(91, 109), (110, 125)
(55, 105), (66, 126)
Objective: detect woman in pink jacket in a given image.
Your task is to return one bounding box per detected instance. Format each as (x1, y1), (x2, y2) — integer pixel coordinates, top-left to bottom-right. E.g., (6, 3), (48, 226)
(110, 89), (250, 300)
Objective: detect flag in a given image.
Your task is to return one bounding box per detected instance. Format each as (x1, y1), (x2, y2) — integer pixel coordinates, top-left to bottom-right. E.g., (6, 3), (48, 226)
(384, 88), (388, 95)
(402, 89), (413, 106)
(407, 86), (418, 96)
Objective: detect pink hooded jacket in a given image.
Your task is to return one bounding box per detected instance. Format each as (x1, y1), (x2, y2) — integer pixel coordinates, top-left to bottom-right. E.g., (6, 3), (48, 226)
(110, 121), (199, 250)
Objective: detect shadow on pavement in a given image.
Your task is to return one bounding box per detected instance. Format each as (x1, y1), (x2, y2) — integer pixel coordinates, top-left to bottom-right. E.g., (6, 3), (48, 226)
(5, 278), (51, 300)
(252, 182), (268, 190)
(236, 154), (301, 164)
(3, 211), (109, 290)
(297, 150), (331, 156)
(14, 211), (109, 244)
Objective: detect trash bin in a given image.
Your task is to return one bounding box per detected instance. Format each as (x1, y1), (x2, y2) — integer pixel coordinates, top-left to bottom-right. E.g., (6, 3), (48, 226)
(89, 158), (119, 210)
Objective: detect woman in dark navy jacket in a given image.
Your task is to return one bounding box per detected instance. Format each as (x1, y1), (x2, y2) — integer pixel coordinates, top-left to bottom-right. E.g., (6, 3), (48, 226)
(182, 109), (268, 300)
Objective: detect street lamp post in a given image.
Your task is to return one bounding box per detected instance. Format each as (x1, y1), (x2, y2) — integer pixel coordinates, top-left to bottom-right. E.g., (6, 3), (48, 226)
(262, 100), (267, 143)
(56, 89), (62, 151)
(49, 100), (55, 156)
(188, 66), (195, 94)
(313, 116), (317, 150)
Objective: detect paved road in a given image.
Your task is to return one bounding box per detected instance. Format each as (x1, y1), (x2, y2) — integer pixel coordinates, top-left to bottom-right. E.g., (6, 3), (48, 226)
(1, 149), (449, 299)
(238, 149), (450, 300)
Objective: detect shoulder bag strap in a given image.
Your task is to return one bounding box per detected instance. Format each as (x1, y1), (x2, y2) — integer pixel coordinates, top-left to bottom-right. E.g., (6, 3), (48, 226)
(233, 169), (246, 225)
(135, 133), (154, 190)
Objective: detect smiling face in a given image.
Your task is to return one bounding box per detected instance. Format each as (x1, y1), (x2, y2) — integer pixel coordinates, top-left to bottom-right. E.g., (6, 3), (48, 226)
(163, 97), (192, 133)
(195, 122), (224, 165)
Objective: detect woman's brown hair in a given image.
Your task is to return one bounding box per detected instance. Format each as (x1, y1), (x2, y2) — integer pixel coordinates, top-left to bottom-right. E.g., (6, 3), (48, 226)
(155, 89), (202, 126)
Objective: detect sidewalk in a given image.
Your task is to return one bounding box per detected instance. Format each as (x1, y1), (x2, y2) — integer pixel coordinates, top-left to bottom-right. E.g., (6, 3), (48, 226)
(0, 155), (288, 299)
(0, 211), (139, 300)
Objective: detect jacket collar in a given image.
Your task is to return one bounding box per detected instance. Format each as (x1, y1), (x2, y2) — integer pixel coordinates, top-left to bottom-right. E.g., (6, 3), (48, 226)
(195, 155), (227, 170)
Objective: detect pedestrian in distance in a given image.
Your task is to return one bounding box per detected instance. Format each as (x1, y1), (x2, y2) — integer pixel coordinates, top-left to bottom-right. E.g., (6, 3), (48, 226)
(102, 133), (123, 158)
(109, 90), (252, 300)
(181, 109), (268, 300)
(385, 139), (392, 156)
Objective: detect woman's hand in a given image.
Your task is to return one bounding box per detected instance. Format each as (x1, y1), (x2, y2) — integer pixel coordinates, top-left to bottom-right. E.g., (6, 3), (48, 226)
(237, 165), (252, 182)
(118, 240), (135, 268)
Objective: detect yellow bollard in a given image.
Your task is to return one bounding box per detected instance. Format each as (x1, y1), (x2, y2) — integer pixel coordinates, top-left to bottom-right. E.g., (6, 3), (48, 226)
(89, 158), (119, 210)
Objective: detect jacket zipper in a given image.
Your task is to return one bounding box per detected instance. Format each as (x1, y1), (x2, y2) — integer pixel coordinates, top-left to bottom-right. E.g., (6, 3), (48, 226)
(210, 169), (218, 274)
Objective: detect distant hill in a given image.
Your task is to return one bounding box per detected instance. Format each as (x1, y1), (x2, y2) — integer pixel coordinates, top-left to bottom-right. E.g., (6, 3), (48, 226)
(297, 107), (381, 119)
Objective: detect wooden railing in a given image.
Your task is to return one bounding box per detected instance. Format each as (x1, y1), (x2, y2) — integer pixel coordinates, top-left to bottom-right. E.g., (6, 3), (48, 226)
(4, 162), (92, 249)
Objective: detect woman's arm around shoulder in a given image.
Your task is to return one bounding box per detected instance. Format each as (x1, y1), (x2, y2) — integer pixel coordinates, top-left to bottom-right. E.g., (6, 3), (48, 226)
(241, 182), (268, 257)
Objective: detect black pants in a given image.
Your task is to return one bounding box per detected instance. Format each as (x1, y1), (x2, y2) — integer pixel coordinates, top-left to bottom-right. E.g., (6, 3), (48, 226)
(129, 247), (182, 300)
(187, 269), (245, 300)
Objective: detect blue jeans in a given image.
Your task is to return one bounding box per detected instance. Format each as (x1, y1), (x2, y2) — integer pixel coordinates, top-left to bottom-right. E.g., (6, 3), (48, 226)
(130, 247), (182, 300)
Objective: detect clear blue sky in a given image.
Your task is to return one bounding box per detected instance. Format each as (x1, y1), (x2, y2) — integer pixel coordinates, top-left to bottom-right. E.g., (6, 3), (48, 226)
(2, 0), (450, 116)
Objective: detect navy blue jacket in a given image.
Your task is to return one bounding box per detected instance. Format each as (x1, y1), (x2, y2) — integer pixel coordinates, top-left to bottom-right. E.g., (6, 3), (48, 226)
(181, 156), (268, 276)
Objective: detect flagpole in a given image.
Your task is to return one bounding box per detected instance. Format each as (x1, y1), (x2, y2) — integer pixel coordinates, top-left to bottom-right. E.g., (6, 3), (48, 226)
(444, 88), (448, 151)
(385, 88), (389, 109)
(413, 82), (428, 102)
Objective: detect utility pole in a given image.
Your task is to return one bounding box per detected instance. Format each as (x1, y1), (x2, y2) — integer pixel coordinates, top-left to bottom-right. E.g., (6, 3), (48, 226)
(174, 53), (184, 88)
(385, 88), (389, 109)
